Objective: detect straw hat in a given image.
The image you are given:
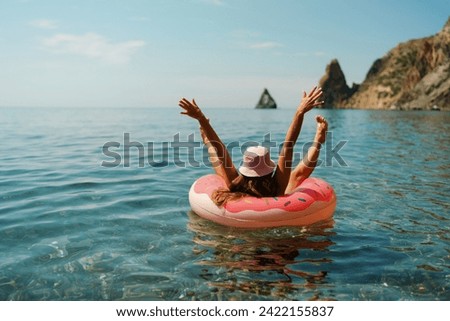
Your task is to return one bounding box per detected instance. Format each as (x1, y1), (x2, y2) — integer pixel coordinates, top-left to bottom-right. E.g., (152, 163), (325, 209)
(238, 146), (276, 177)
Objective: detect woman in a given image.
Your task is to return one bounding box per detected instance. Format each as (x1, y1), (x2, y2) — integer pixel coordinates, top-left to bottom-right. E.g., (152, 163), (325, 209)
(178, 86), (327, 206)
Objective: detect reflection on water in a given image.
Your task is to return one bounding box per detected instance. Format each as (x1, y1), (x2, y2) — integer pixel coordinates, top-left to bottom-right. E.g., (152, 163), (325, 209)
(187, 211), (335, 300)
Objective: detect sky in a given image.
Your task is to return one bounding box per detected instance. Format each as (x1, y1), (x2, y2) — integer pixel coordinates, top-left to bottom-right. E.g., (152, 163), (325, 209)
(0, 0), (448, 108)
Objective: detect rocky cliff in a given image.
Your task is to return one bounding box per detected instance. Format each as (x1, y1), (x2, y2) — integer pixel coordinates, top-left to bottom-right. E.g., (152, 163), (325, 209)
(318, 59), (358, 108)
(319, 17), (450, 110)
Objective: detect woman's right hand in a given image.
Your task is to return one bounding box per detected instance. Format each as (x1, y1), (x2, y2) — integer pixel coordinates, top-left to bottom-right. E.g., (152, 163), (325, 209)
(179, 98), (206, 121)
(297, 86), (324, 114)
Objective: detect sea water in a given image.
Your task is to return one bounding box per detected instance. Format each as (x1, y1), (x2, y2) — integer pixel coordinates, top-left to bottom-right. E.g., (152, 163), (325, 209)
(0, 107), (448, 300)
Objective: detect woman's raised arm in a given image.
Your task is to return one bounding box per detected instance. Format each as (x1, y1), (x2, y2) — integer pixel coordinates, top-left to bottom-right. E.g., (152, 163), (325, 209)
(275, 86), (324, 194)
(179, 98), (239, 187)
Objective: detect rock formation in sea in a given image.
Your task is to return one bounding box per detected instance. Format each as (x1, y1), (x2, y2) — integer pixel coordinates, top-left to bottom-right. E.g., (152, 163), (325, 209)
(318, 59), (358, 108)
(319, 17), (450, 110)
(255, 88), (277, 109)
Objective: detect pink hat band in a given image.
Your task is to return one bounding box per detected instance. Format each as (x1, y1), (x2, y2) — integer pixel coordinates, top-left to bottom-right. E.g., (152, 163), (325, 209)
(239, 146), (275, 177)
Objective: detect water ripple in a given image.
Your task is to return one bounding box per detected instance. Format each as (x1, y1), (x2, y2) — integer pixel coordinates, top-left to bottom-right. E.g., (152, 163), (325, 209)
(0, 108), (448, 300)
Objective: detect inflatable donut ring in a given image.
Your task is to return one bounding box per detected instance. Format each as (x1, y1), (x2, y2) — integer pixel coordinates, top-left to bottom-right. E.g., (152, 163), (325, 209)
(188, 174), (336, 228)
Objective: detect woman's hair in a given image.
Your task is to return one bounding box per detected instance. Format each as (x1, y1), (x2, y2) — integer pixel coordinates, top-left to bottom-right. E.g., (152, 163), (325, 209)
(212, 174), (278, 207)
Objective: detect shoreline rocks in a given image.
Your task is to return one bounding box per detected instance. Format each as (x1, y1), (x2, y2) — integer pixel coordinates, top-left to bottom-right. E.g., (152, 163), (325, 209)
(319, 17), (450, 111)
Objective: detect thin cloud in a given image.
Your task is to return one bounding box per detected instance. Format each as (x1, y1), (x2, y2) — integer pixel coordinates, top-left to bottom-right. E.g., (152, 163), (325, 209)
(41, 33), (145, 64)
(231, 29), (282, 50)
(249, 41), (283, 49)
(198, 0), (225, 6)
(30, 19), (58, 30)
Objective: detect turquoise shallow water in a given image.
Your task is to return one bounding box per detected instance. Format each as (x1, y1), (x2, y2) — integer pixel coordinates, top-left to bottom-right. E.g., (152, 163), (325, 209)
(0, 107), (448, 300)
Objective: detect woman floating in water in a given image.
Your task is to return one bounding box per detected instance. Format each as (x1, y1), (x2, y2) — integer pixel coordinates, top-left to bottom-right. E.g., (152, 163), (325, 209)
(178, 86), (327, 206)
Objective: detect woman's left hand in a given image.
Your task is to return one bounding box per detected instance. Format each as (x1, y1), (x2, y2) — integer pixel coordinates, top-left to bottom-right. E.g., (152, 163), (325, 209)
(179, 98), (205, 121)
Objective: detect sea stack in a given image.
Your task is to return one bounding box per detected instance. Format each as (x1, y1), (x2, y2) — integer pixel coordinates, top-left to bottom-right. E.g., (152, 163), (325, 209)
(255, 88), (277, 109)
